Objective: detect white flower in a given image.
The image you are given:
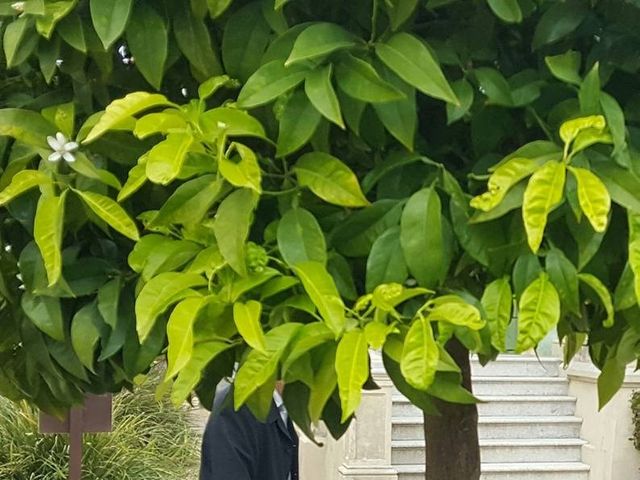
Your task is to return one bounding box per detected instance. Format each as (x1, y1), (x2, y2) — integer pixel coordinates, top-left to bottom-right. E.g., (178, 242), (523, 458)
(11, 2), (25, 12)
(47, 132), (78, 163)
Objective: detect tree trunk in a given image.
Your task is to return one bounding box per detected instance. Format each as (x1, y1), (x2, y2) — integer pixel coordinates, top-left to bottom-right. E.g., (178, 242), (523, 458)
(423, 339), (481, 480)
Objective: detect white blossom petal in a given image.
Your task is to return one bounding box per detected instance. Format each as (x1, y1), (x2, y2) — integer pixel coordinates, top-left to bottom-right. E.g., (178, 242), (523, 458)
(63, 152), (76, 163)
(48, 152), (62, 162)
(47, 136), (61, 150)
(65, 141), (79, 152)
(56, 132), (67, 145)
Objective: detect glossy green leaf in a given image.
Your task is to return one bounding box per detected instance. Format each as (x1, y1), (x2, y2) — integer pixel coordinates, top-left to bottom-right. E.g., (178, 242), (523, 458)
(34, 192), (65, 287)
(200, 108), (266, 139)
(0, 170), (51, 207)
(366, 227), (408, 292)
(560, 115), (606, 146)
(145, 132), (194, 185)
(22, 291), (64, 342)
(545, 51), (582, 86)
(335, 55), (405, 103)
(213, 188), (257, 276)
(208, 0), (233, 18)
(307, 344), (338, 422)
(84, 92), (173, 143)
(234, 301), (267, 352)
(4, 17), (38, 68)
(276, 90), (322, 157)
(277, 208), (327, 267)
(0, 109), (56, 148)
(481, 277), (513, 352)
(174, 7), (222, 78)
(471, 157), (539, 212)
(166, 296), (207, 379)
(57, 13), (86, 53)
(474, 68), (513, 106)
(579, 63), (601, 116)
(136, 272), (207, 342)
(71, 301), (102, 372)
(568, 166), (610, 233)
(219, 143), (262, 192)
(237, 60), (308, 108)
(126, 3), (168, 90)
(292, 261), (345, 336)
(446, 79), (474, 125)
(400, 186), (447, 288)
(335, 329), (369, 421)
(375, 33), (457, 104)
(523, 161), (566, 253)
(516, 272), (561, 353)
(401, 315), (439, 390)
(286, 23), (358, 66)
(74, 189), (139, 240)
(532, 0), (588, 50)
(487, 0), (522, 23)
(294, 152), (370, 207)
(118, 160), (147, 202)
(69, 153), (122, 190)
(546, 248), (580, 316)
(305, 64), (344, 128)
(35, 0), (76, 39)
(428, 301), (485, 330)
(578, 273), (614, 328)
(90, 0), (133, 49)
(386, 0), (418, 30)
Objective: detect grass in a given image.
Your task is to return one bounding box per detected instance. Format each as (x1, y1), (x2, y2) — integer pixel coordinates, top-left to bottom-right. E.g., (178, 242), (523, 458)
(0, 376), (200, 480)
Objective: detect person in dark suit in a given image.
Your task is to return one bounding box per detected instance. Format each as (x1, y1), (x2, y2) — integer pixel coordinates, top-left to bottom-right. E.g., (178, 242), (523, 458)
(199, 381), (299, 480)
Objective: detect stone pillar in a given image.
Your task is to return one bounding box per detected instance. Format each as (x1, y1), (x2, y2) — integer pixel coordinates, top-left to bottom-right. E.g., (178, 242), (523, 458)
(337, 352), (398, 480)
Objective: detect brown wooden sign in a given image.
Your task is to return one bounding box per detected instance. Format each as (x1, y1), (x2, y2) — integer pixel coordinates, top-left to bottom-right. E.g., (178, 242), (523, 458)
(39, 394), (113, 480)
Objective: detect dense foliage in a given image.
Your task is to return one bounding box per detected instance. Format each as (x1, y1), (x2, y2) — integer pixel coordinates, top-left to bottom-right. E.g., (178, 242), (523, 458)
(0, 373), (199, 479)
(0, 0), (640, 441)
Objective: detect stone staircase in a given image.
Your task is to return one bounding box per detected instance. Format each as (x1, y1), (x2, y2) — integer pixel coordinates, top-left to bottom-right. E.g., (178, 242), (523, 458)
(391, 355), (591, 480)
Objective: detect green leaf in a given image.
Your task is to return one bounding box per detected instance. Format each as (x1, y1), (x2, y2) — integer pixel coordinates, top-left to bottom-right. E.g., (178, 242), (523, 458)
(0, 109), (56, 148)
(366, 227), (408, 292)
(208, 0), (233, 18)
(90, 0), (133, 49)
(146, 132), (194, 185)
(84, 92), (173, 144)
(69, 153), (122, 190)
(401, 315), (439, 390)
(71, 301), (102, 373)
(294, 152), (370, 207)
(471, 157), (539, 212)
(277, 208), (327, 267)
(237, 60), (308, 108)
(34, 192), (65, 287)
(286, 23), (358, 66)
(234, 323), (302, 408)
(481, 277), (513, 352)
(578, 273), (614, 328)
(22, 291), (64, 342)
(135, 272), (207, 342)
(614, 264), (635, 312)
(292, 261), (346, 336)
(428, 301), (485, 330)
(487, 0), (522, 23)
(516, 272), (561, 353)
(4, 17), (38, 69)
(126, 3), (168, 90)
(73, 189), (139, 240)
(523, 161), (566, 253)
(174, 7), (222, 78)
(532, 0), (588, 50)
(559, 115), (606, 146)
(335, 329), (369, 422)
(545, 51), (582, 86)
(151, 175), (224, 227)
(234, 300), (267, 352)
(57, 13), (87, 53)
(0, 170), (51, 207)
(219, 143), (262, 192)
(474, 68), (513, 106)
(446, 79), (474, 125)
(546, 248), (580, 316)
(118, 160), (147, 202)
(594, 162), (640, 212)
(307, 344), (338, 422)
(166, 296), (207, 379)
(282, 322), (333, 373)
(335, 54), (405, 103)
(375, 33), (458, 105)
(35, 0), (76, 39)
(400, 186), (447, 288)
(213, 188), (257, 276)
(579, 63), (601, 116)
(305, 64), (345, 128)
(200, 108), (266, 140)
(386, 0), (418, 30)
(276, 90), (322, 157)
(221, 3), (271, 83)
(568, 166), (610, 233)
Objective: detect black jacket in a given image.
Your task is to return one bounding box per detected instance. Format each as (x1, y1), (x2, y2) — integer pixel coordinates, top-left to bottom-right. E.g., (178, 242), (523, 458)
(199, 384), (299, 480)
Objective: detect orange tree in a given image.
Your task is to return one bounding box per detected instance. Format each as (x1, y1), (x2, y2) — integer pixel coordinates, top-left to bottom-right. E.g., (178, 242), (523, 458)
(0, 1), (639, 478)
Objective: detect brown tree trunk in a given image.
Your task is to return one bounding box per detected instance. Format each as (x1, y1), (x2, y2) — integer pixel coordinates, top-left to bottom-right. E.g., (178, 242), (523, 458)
(423, 339), (481, 480)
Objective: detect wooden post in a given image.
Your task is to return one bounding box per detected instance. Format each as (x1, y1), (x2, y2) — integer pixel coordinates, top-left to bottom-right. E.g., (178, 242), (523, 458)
(69, 408), (83, 480)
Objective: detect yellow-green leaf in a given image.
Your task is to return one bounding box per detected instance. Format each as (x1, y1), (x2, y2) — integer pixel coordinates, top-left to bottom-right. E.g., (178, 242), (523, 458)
(146, 132), (194, 185)
(568, 166), (610, 232)
(523, 161), (566, 253)
(401, 315), (439, 390)
(294, 152), (370, 207)
(481, 277), (513, 352)
(0, 170), (51, 207)
(427, 301), (485, 330)
(71, 301), (101, 373)
(233, 300), (267, 352)
(166, 296), (207, 380)
(118, 158), (147, 202)
(578, 273), (614, 328)
(34, 192), (66, 286)
(559, 115), (606, 145)
(516, 272), (560, 353)
(74, 189), (139, 240)
(335, 329), (369, 422)
(471, 158), (538, 212)
(219, 143), (262, 193)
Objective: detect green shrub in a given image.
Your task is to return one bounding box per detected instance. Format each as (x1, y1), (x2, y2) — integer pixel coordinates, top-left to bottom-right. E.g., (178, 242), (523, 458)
(0, 376), (199, 480)
(632, 391), (640, 451)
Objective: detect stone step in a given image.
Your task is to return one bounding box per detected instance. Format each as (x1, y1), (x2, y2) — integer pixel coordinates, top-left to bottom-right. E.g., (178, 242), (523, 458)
(472, 356), (561, 377)
(392, 438), (586, 465)
(471, 376), (568, 396)
(396, 462), (589, 480)
(392, 416), (582, 440)
(392, 396), (576, 417)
